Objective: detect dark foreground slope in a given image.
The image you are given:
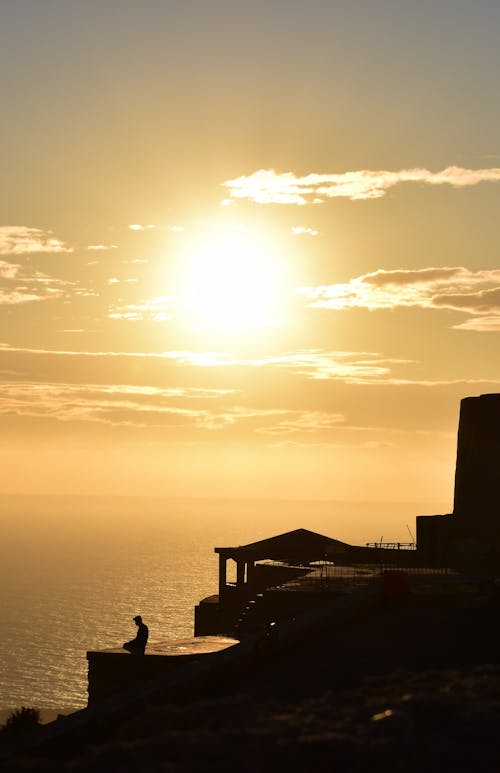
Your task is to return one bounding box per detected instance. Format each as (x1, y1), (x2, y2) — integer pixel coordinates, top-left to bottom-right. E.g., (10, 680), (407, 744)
(4, 585), (500, 772)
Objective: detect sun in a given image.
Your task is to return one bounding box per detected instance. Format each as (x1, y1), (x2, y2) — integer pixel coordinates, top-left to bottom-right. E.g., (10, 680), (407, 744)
(174, 225), (289, 330)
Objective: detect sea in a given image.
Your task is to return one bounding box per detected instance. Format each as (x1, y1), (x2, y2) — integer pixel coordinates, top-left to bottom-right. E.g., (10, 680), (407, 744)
(0, 494), (448, 717)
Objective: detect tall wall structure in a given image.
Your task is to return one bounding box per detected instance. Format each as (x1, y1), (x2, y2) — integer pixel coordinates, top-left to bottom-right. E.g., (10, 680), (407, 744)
(417, 393), (500, 567)
(453, 394), (500, 534)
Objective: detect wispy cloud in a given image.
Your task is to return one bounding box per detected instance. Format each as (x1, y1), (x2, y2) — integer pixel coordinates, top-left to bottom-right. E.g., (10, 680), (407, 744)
(0, 380), (278, 431)
(256, 410), (344, 435)
(87, 244), (118, 251)
(1, 376), (372, 438)
(106, 277), (139, 285)
(0, 259), (69, 305)
(0, 343), (176, 359)
(223, 166), (500, 205)
(0, 260), (21, 279)
(451, 316), (500, 332)
(164, 349), (412, 382)
(3, 343), (498, 389)
(268, 439), (397, 449)
(0, 342), (408, 385)
(0, 226), (72, 255)
(56, 329), (93, 334)
(108, 296), (174, 321)
(128, 224), (157, 231)
(299, 267), (500, 329)
(0, 290), (49, 305)
(262, 351), (410, 381)
(291, 226), (319, 236)
(432, 286), (500, 313)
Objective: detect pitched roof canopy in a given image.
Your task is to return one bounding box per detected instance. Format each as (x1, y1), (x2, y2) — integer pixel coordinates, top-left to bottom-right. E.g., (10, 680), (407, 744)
(215, 528), (349, 562)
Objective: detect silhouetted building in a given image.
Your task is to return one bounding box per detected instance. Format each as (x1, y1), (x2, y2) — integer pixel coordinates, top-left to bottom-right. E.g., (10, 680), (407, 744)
(194, 528), (421, 635)
(214, 528), (349, 602)
(417, 393), (500, 568)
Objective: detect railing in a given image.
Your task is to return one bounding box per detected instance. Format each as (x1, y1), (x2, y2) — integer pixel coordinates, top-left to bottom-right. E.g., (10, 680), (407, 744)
(366, 541), (416, 550)
(282, 562), (457, 591)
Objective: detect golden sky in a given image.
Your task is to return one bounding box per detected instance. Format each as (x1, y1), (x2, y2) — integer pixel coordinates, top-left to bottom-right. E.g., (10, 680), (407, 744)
(1, 1), (500, 505)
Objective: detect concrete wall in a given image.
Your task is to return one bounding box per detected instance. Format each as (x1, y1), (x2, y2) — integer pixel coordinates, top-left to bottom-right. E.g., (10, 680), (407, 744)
(416, 514), (454, 565)
(454, 394), (500, 534)
(417, 394), (500, 568)
(86, 651), (191, 705)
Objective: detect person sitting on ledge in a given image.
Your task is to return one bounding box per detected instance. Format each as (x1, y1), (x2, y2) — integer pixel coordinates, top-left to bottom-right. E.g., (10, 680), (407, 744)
(123, 615), (149, 654)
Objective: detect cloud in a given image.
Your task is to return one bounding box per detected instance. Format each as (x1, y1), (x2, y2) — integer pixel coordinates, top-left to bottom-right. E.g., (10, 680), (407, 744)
(108, 296), (174, 321)
(0, 260), (22, 280)
(1, 345), (500, 449)
(87, 244), (118, 251)
(106, 277), (139, 285)
(451, 316), (500, 331)
(0, 342), (410, 387)
(0, 259), (69, 305)
(128, 224), (156, 231)
(256, 410), (344, 435)
(0, 290), (49, 305)
(432, 286), (500, 313)
(3, 376), (392, 441)
(3, 343), (498, 391)
(0, 343), (183, 359)
(222, 166), (500, 205)
(56, 329), (92, 334)
(163, 349), (412, 382)
(299, 267), (500, 328)
(291, 226), (319, 236)
(261, 351), (410, 381)
(0, 379), (283, 431)
(168, 225), (185, 232)
(0, 226), (72, 255)
(2, 376), (392, 440)
(267, 438), (397, 449)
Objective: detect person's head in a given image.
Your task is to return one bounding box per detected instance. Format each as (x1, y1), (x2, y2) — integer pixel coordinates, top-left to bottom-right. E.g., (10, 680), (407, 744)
(133, 615), (142, 625)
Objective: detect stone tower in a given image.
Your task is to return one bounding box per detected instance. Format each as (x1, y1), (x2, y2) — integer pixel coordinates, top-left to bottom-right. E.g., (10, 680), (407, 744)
(417, 393), (500, 567)
(453, 393), (500, 536)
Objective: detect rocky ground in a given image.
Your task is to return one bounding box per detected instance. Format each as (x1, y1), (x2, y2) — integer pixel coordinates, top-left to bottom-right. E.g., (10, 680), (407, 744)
(3, 582), (500, 771)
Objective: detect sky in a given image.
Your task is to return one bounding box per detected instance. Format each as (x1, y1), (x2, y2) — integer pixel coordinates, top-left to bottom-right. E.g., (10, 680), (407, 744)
(1, 0), (500, 510)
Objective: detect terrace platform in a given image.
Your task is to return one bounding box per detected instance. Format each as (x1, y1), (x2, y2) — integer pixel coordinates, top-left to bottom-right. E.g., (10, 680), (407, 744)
(87, 635), (239, 705)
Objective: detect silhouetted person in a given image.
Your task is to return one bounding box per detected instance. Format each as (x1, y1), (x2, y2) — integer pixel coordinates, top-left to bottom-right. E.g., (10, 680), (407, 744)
(123, 615), (148, 654)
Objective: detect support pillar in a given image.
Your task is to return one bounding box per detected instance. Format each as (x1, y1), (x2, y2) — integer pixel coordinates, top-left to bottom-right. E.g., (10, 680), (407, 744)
(218, 554), (227, 600)
(236, 560), (246, 590)
(246, 561), (256, 589)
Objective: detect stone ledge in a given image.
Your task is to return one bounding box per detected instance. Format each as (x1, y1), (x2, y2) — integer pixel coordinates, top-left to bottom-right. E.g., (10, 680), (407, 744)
(86, 636), (239, 704)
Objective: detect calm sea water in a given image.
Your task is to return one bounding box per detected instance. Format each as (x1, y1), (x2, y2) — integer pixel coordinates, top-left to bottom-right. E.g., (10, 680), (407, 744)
(0, 494), (447, 712)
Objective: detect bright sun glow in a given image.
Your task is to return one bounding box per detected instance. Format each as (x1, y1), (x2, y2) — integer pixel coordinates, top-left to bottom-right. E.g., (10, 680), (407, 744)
(175, 226), (289, 330)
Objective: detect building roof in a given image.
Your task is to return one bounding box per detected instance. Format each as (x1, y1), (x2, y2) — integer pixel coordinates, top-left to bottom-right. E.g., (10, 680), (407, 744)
(215, 528), (349, 562)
